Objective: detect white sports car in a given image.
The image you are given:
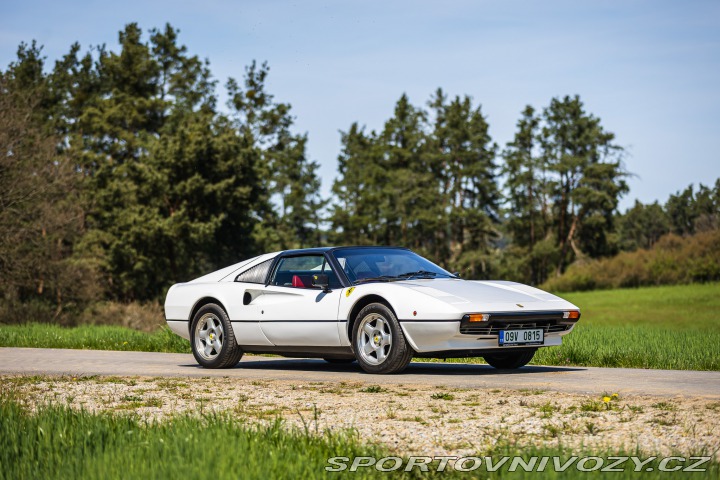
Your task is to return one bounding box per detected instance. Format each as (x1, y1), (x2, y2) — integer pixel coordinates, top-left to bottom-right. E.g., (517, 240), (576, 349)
(164, 247), (580, 374)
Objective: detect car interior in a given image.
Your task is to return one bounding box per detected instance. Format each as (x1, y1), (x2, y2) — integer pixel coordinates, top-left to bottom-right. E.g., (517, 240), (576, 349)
(270, 256), (342, 289)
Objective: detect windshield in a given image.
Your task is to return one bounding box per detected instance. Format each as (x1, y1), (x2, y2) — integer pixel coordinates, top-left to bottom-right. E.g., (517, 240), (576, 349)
(332, 247), (455, 284)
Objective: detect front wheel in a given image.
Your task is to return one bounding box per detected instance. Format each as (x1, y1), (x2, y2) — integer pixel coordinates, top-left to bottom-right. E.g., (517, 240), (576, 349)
(190, 303), (243, 369)
(352, 303), (413, 374)
(483, 350), (536, 369)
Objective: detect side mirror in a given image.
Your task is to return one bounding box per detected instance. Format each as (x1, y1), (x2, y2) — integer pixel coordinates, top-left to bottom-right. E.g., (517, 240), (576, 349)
(312, 274), (331, 293)
(452, 272), (461, 278)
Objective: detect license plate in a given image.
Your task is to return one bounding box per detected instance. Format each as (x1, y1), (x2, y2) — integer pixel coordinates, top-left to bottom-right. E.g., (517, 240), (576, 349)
(499, 328), (544, 346)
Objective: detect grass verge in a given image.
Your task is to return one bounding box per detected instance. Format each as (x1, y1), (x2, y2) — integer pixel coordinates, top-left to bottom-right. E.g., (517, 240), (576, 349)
(0, 323), (190, 353)
(532, 283), (720, 370)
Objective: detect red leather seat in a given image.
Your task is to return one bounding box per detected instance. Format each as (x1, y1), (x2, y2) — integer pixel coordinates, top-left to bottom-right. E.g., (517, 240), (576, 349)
(292, 275), (311, 288)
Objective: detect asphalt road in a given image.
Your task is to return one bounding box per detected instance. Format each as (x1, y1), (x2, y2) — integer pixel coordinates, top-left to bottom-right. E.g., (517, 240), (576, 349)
(1, 347), (718, 398)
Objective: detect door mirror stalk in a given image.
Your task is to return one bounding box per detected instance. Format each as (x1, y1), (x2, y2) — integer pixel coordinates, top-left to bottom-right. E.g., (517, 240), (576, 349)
(312, 274), (331, 293)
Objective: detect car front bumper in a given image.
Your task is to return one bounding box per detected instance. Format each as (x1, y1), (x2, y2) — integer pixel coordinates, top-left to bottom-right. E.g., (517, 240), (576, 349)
(400, 320), (574, 353)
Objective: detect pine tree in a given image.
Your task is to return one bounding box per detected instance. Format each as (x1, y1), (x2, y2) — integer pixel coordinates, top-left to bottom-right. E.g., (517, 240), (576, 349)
(540, 95), (628, 274)
(617, 200), (670, 251)
(502, 105), (554, 284)
(330, 123), (385, 245)
(429, 91), (499, 277)
(331, 91), (499, 277)
(378, 94), (432, 247)
(665, 181), (720, 235)
(227, 61), (325, 250)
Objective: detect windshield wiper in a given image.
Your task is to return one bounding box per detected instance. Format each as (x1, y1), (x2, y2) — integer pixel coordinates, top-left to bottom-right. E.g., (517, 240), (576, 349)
(401, 271), (459, 279)
(396, 270), (460, 279)
(396, 270), (438, 279)
(354, 275), (396, 284)
(355, 271), (458, 284)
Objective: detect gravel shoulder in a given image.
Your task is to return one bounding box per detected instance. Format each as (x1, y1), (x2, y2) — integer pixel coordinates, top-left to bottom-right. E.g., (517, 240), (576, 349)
(3, 374), (719, 460)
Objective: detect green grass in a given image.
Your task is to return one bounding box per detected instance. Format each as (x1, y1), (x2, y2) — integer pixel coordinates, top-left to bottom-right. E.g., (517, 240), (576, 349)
(0, 323), (190, 353)
(1, 396), (717, 479)
(559, 283), (720, 330)
(0, 395), (388, 480)
(532, 283), (720, 370)
(0, 283), (718, 370)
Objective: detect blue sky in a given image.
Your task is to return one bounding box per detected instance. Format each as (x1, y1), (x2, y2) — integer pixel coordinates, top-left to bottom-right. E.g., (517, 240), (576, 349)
(2, 0), (718, 210)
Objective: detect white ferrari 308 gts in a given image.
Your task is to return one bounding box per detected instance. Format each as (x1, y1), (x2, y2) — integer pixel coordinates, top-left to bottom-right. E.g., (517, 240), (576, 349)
(164, 246), (580, 374)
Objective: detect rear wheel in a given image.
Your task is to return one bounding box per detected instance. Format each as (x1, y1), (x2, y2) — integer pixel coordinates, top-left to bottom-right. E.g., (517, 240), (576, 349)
(352, 303), (413, 374)
(190, 303), (243, 369)
(483, 350), (536, 369)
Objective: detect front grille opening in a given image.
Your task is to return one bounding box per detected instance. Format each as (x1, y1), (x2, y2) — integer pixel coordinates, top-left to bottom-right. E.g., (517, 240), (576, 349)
(459, 311), (573, 336)
(459, 321), (572, 335)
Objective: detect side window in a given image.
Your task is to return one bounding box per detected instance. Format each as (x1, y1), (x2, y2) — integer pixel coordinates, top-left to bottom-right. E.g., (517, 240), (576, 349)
(235, 259), (273, 284)
(271, 255), (325, 287)
(270, 255), (342, 289)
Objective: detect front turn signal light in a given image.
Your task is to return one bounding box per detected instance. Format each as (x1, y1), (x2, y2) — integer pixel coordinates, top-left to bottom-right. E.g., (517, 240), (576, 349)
(563, 310), (580, 320)
(468, 313), (490, 322)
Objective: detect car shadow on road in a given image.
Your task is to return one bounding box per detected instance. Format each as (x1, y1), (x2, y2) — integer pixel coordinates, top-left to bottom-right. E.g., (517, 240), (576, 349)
(407, 362), (584, 375)
(181, 357), (585, 375)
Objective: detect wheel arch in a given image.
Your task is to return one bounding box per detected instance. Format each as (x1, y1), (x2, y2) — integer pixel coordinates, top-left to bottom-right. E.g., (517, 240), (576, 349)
(188, 297), (229, 334)
(346, 294), (398, 345)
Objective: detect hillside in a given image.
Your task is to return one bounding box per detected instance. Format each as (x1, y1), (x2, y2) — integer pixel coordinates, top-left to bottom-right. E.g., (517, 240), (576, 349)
(541, 229), (720, 293)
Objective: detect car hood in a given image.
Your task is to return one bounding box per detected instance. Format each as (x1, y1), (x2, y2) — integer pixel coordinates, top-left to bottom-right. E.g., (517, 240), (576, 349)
(397, 278), (576, 312)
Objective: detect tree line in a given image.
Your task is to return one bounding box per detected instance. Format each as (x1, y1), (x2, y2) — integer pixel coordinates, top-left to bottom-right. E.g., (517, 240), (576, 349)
(1, 23), (718, 320)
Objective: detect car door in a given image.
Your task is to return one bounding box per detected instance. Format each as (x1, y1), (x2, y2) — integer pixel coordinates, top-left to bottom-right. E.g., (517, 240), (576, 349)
(257, 253), (343, 346)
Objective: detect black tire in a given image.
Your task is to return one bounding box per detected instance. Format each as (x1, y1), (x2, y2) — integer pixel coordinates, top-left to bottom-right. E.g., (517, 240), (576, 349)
(352, 302), (413, 374)
(190, 303), (243, 369)
(323, 358), (355, 364)
(483, 350), (536, 369)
